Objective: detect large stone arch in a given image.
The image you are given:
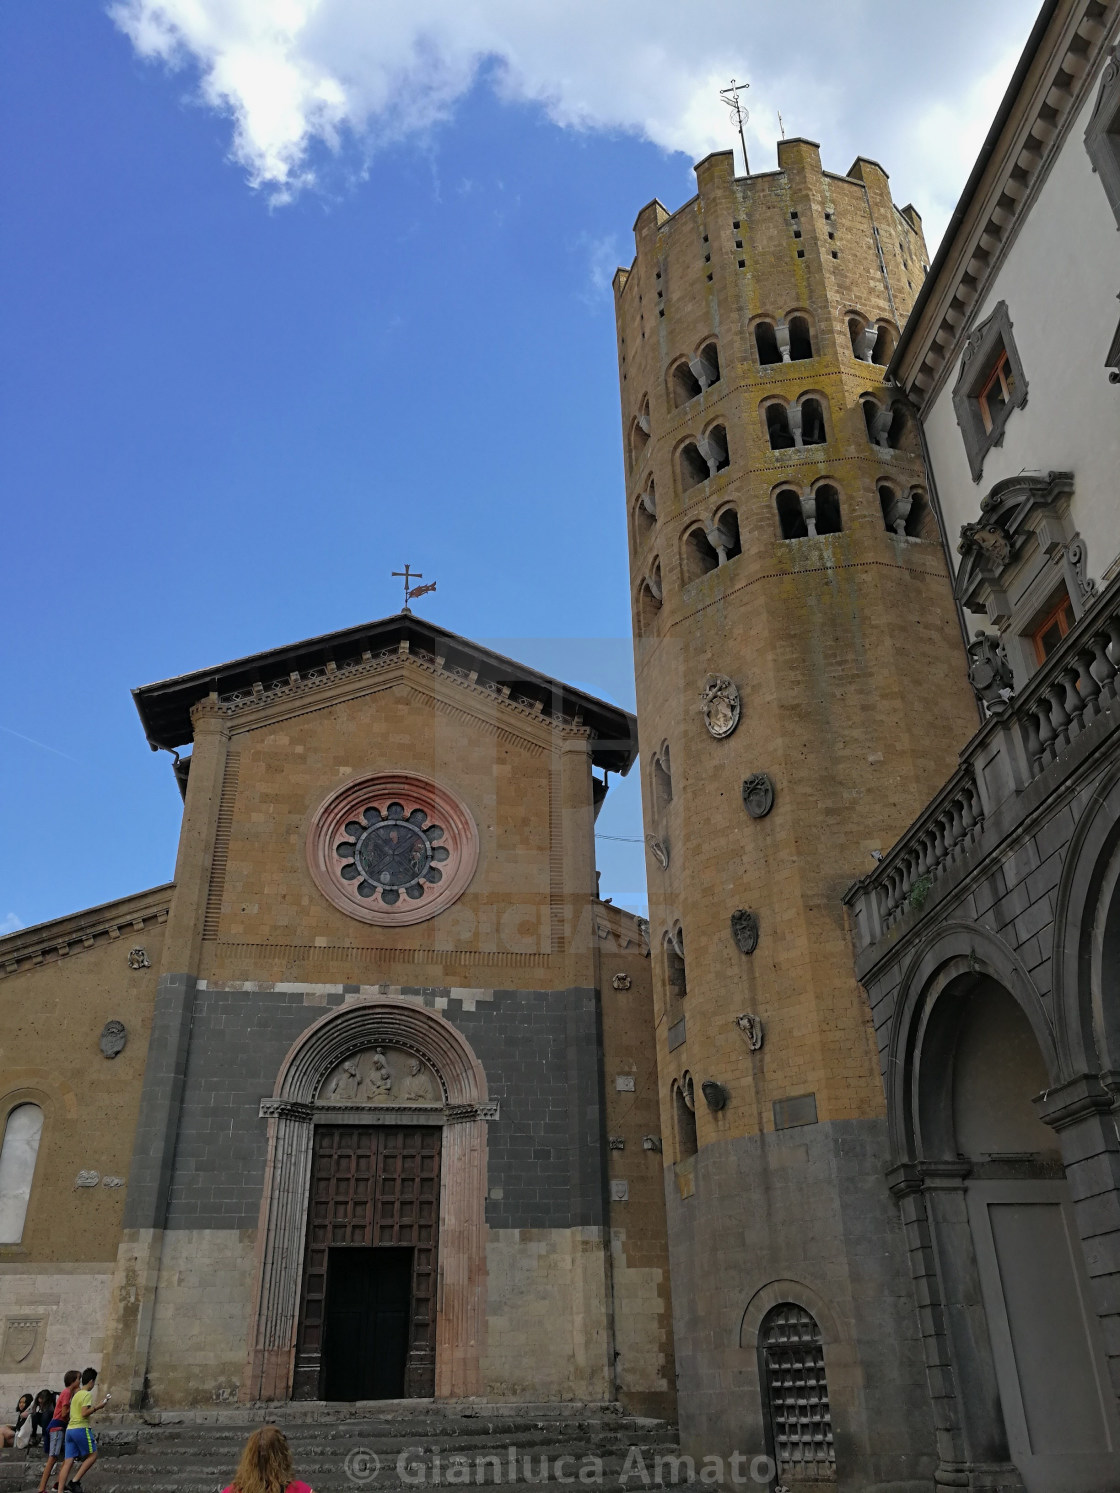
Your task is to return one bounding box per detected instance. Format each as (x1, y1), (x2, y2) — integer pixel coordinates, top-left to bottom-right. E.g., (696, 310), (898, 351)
(1051, 761), (1120, 1078)
(242, 997), (491, 1402)
(886, 920), (1057, 1166)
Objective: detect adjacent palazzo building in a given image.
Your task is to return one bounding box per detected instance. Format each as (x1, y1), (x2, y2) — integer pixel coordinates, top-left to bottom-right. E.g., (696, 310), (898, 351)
(0, 613), (674, 1416)
(844, 1), (1120, 1490)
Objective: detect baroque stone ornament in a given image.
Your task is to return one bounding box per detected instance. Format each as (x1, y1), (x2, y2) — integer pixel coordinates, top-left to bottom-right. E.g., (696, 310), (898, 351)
(700, 674), (741, 739)
(75, 1170), (100, 1188)
(966, 630), (1015, 716)
(736, 1012), (765, 1051)
(731, 909), (760, 955)
(308, 772), (479, 928)
(645, 834), (670, 869)
(742, 773), (775, 819)
(127, 946), (150, 970)
(701, 1079), (728, 1111)
(318, 1046), (441, 1106)
(611, 972), (632, 991)
(99, 1019), (127, 1059)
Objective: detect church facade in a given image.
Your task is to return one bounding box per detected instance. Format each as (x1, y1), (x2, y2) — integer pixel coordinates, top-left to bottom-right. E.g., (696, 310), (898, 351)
(0, 614), (673, 1417)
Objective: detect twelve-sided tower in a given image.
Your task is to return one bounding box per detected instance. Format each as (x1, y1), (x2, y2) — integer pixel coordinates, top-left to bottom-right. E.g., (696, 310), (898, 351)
(614, 142), (978, 1486)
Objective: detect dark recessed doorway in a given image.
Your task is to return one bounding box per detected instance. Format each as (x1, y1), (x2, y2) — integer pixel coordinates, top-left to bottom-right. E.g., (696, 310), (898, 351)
(322, 1245), (413, 1401)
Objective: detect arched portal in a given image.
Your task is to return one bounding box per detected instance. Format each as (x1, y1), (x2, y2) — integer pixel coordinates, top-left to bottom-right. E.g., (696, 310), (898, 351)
(242, 998), (491, 1403)
(902, 965), (1120, 1491)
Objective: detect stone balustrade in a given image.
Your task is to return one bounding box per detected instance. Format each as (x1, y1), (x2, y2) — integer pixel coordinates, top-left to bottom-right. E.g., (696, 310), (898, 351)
(846, 573), (1120, 955)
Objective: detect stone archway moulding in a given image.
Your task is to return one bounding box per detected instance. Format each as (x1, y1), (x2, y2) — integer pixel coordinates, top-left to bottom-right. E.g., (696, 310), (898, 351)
(885, 921), (1056, 1167)
(242, 997), (491, 1402)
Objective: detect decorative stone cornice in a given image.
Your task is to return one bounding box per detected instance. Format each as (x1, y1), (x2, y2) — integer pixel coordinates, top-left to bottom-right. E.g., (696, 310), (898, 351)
(1035, 1072), (1116, 1130)
(955, 470), (1076, 607)
(0, 884), (173, 981)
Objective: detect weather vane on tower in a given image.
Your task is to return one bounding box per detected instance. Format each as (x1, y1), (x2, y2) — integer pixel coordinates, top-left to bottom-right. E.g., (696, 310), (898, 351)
(719, 79), (750, 174)
(392, 564), (437, 614)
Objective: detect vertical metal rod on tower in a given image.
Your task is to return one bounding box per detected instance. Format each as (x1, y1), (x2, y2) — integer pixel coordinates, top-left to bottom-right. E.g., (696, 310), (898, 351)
(719, 79), (750, 175)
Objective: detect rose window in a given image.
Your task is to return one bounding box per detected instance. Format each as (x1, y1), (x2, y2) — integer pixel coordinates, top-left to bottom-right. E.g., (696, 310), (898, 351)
(335, 803), (450, 905)
(307, 773), (479, 927)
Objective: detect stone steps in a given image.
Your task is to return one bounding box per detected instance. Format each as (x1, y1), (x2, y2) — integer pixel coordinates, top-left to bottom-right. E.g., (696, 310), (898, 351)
(0, 1403), (683, 1493)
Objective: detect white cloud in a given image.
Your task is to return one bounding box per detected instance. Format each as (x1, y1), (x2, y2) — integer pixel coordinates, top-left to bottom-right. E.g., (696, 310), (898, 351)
(0, 913), (23, 936)
(109, 0), (1036, 244)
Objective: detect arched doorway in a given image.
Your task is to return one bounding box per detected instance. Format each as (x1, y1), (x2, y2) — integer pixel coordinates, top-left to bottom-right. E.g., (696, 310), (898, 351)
(242, 998), (492, 1403)
(917, 973), (1119, 1492)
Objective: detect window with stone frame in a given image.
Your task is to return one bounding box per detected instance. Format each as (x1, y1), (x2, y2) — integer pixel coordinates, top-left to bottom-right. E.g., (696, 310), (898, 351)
(1085, 45), (1120, 228)
(951, 301), (1029, 482)
(1031, 590), (1076, 665)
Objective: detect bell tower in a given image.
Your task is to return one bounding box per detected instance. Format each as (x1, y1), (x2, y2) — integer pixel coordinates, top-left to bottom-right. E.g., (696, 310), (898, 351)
(614, 142), (978, 1483)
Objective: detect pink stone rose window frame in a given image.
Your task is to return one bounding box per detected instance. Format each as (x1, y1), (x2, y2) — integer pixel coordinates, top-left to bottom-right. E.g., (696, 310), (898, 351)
(307, 773), (479, 927)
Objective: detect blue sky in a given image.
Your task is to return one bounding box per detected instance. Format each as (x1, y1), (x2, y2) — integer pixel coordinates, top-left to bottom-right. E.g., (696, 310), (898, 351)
(0, 1), (1036, 933)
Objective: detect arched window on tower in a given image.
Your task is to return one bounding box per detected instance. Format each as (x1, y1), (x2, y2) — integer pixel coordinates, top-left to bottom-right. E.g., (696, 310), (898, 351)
(863, 397), (894, 450)
(715, 506), (741, 561)
(788, 315), (814, 360)
(871, 322), (897, 365)
(637, 561), (662, 634)
(633, 481), (657, 549)
(849, 316), (876, 362)
(679, 442), (710, 491)
(0, 1103), (44, 1244)
(879, 484), (926, 538)
(651, 742), (673, 815)
(630, 399), (651, 469)
(673, 1075), (698, 1163)
(672, 361), (703, 407)
(813, 484), (843, 535)
(683, 525), (721, 583)
(694, 341), (721, 389)
(755, 322), (782, 366)
(758, 1303), (835, 1484)
(776, 488), (808, 539)
(701, 424), (730, 474)
(766, 404), (795, 451)
(799, 397), (826, 446)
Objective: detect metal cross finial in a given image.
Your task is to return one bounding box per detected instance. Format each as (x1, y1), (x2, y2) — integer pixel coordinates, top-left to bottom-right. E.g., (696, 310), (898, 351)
(719, 78), (750, 174)
(392, 564), (437, 614)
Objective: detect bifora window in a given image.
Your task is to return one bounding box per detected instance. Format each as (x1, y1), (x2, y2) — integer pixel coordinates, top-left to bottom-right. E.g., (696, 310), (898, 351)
(759, 1303), (836, 1482)
(1032, 592), (1076, 664)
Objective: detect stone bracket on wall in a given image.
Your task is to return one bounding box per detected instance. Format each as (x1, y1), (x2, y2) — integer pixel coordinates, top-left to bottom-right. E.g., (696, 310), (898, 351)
(257, 1097), (499, 1125)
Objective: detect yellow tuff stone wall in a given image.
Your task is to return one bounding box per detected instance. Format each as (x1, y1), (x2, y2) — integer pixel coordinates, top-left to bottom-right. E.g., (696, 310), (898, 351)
(614, 144), (978, 1159)
(187, 655), (599, 993)
(0, 886), (167, 1392)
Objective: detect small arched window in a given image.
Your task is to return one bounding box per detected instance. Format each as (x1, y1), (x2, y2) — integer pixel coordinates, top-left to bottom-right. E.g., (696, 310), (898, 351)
(755, 322), (782, 366)
(788, 315), (813, 360)
(679, 442), (710, 491)
(880, 485), (925, 538)
(714, 506), (741, 562)
(766, 405), (795, 451)
(673, 1078), (698, 1163)
(683, 526), (721, 583)
(813, 484), (843, 536)
(871, 323), (896, 365)
(758, 1303), (835, 1483)
(776, 489), (807, 540)
(849, 316), (875, 362)
(633, 483), (656, 548)
(637, 562), (662, 634)
(701, 425), (730, 474)
(695, 342), (721, 388)
(0, 1103), (44, 1244)
(630, 399), (651, 469)
(800, 398), (826, 446)
(672, 361), (703, 407)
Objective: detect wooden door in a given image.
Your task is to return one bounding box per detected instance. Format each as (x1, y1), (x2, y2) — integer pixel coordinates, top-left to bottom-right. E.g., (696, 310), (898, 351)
(294, 1125), (440, 1399)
